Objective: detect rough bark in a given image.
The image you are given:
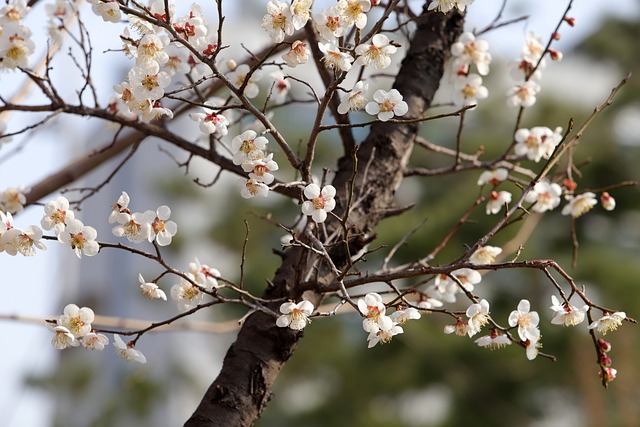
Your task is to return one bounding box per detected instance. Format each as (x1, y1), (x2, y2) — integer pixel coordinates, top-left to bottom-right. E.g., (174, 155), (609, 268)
(184, 5), (464, 427)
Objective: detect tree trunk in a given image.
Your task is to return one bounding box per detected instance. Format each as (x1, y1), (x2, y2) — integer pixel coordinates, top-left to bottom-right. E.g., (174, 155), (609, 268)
(184, 4), (464, 426)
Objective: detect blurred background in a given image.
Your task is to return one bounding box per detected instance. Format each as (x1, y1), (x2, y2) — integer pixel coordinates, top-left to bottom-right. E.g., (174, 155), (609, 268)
(1, 1), (639, 426)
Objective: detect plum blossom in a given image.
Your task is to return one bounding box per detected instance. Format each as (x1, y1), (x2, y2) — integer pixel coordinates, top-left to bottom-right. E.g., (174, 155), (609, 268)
(261, 0), (294, 43)
(282, 40), (309, 67)
(358, 292), (391, 333)
(1, 185), (29, 214)
(87, 0), (121, 23)
(514, 126), (560, 162)
(1, 225), (46, 256)
(389, 307), (421, 325)
(475, 330), (512, 349)
(444, 318), (470, 337)
(128, 65), (171, 102)
(145, 205), (177, 246)
(525, 332), (541, 360)
(477, 168), (508, 186)
(338, 80), (368, 114)
(427, 268), (481, 303)
(112, 212), (151, 243)
(232, 130), (269, 166)
(276, 300), (314, 330)
(301, 183), (336, 223)
(508, 299), (540, 342)
(315, 6), (345, 42)
(452, 73), (488, 107)
(41, 196), (74, 235)
(318, 42), (353, 72)
(365, 89), (408, 121)
(451, 32), (491, 75)
(240, 178), (270, 199)
(81, 332), (109, 351)
(600, 367), (617, 383)
(507, 80), (540, 108)
(58, 219), (99, 258)
(227, 64), (262, 98)
(58, 304), (94, 338)
(428, 0), (475, 13)
(355, 34), (397, 69)
(525, 180), (562, 213)
(171, 274), (204, 311)
(367, 321), (403, 348)
(486, 191), (512, 215)
(113, 334), (147, 364)
(588, 312), (626, 335)
(549, 295), (587, 326)
(469, 245), (502, 265)
(48, 324), (79, 350)
(269, 71), (290, 104)
(338, 0), (370, 29)
(188, 258), (221, 289)
(562, 192), (597, 218)
(109, 191), (130, 224)
(139, 274), (167, 300)
(466, 299), (490, 337)
(190, 106), (230, 136)
(243, 153), (279, 185)
(290, 0), (313, 30)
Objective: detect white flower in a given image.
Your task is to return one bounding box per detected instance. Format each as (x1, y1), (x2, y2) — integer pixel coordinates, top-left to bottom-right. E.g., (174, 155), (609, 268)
(171, 274), (203, 311)
(135, 33), (169, 69)
(315, 6), (345, 42)
(451, 32), (491, 76)
(477, 168), (508, 186)
(337, 80), (368, 114)
(475, 330), (512, 349)
(269, 71), (290, 104)
(318, 42), (353, 72)
(109, 191), (130, 224)
(243, 153), (279, 185)
(0, 33), (35, 69)
(139, 274), (167, 300)
(338, 0), (371, 29)
(190, 106), (229, 136)
(58, 304), (95, 338)
(232, 130), (269, 166)
(428, 268), (481, 303)
(128, 65), (171, 102)
(47, 324), (79, 350)
(227, 64), (262, 99)
(452, 73), (488, 107)
(466, 299), (490, 337)
(240, 178), (270, 199)
(506, 80), (540, 108)
(522, 32), (545, 63)
(365, 89), (408, 121)
(514, 126), (559, 163)
(469, 245), (502, 265)
(301, 183), (336, 223)
(1, 186), (29, 214)
(276, 300), (314, 330)
(41, 196), (74, 235)
(112, 212), (151, 243)
(444, 318), (470, 336)
(508, 299), (540, 342)
(389, 307), (421, 325)
(261, 0), (294, 43)
(525, 331), (541, 360)
(113, 334), (147, 364)
(416, 297), (443, 310)
(188, 258), (221, 289)
(90, 0), (121, 23)
(486, 191), (512, 215)
(428, 0), (475, 13)
(561, 192), (597, 218)
(282, 40), (310, 68)
(601, 192), (616, 211)
(290, 0), (313, 30)
(81, 332), (109, 351)
(367, 321), (403, 348)
(549, 295), (587, 327)
(525, 180), (562, 213)
(1, 225), (46, 256)
(58, 219), (99, 258)
(145, 205), (177, 246)
(355, 34), (397, 69)
(588, 312), (626, 335)
(358, 292), (388, 332)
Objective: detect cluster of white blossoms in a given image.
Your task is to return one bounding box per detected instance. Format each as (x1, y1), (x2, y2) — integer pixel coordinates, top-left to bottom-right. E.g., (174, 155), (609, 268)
(449, 32), (491, 108)
(0, 209), (46, 256)
(358, 293), (420, 348)
(48, 303), (147, 363)
(110, 191), (178, 246)
(170, 258), (221, 311)
(231, 130), (280, 199)
(0, 185), (29, 214)
(428, 0), (475, 13)
(514, 126), (563, 163)
(44, 0), (74, 43)
(0, 0), (35, 70)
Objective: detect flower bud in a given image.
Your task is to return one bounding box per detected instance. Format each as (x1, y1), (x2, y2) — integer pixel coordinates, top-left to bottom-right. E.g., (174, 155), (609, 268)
(597, 338), (612, 353)
(601, 192), (616, 211)
(226, 59), (237, 72)
(562, 178), (577, 192)
(599, 367), (617, 382)
(563, 16), (576, 27)
(552, 32), (561, 41)
(599, 353), (612, 367)
(549, 49), (563, 61)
